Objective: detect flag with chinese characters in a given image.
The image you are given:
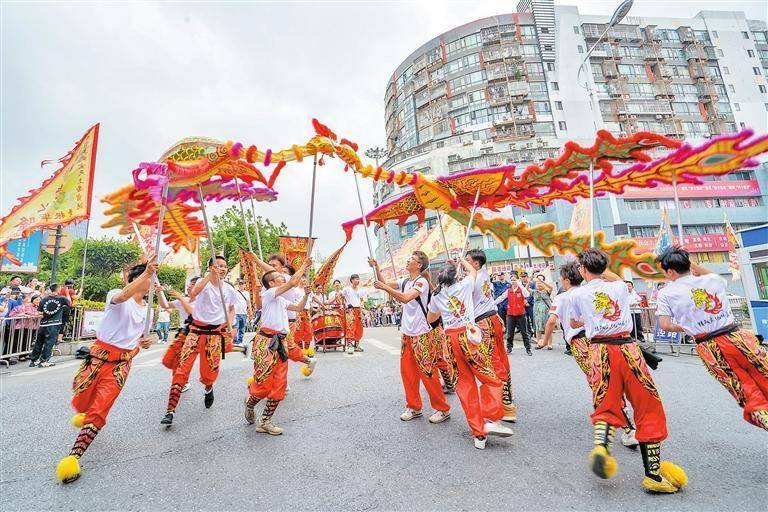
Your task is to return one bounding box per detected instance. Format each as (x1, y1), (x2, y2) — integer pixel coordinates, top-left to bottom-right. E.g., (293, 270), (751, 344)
(568, 197), (591, 236)
(0, 124), (99, 255)
(654, 207), (674, 256)
(238, 246), (262, 314)
(279, 236), (315, 271)
(723, 213), (741, 281)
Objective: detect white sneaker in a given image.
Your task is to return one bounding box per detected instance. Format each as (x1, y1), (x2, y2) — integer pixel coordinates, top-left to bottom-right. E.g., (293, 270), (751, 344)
(400, 408), (423, 421)
(181, 383), (190, 393)
(346, 345), (355, 355)
(621, 428), (639, 448)
(484, 421), (514, 438)
(428, 410), (450, 424)
(307, 358), (317, 374)
(474, 436), (487, 450)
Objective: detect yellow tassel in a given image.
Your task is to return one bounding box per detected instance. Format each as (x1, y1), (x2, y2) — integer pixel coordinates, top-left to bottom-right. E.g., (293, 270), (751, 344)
(56, 455), (81, 484)
(246, 376), (254, 386)
(660, 461), (688, 488)
(71, 413), (86, 429)
(589, 446), (618, 479)
(305, 347), (315, 357)
(301, 366), (312, 377)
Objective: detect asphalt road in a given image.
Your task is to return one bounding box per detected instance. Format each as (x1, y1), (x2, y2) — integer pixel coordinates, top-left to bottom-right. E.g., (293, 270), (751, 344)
(0, 327), (766, 511)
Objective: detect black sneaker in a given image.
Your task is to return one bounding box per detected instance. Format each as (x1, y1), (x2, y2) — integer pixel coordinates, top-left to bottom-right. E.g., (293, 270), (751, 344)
(526, 349), (532, 356)
(29, 360), (38, 367)
(204, 388), (214, 409)
(160, 412), (174, 427)
(564, 349), (572, 356)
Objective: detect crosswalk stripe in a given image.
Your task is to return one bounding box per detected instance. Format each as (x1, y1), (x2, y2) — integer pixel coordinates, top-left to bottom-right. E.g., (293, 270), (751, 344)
(364, 338), (400, 356)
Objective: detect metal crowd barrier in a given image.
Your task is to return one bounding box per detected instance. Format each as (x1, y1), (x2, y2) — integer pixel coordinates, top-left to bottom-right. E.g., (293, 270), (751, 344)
(0, 315), (43, 367)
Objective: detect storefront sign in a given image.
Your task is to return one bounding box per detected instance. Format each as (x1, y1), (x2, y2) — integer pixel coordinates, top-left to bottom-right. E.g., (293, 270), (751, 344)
(623, 180), (760, 199)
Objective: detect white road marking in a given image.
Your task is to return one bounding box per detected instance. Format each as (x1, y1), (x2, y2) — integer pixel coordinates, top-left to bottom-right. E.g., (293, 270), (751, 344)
(8, 346), (166, 377)
(364, 338), (400, 356)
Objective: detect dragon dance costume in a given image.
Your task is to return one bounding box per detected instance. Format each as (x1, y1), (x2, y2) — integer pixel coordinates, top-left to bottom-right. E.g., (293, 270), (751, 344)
(571, 278), (686, 493)
(245, 286), (295, 435)
(474, 266), (517, 422)
(656, 273), (768, 430)
(56, 289), (147, 484)
(162, 282), (237, 425)
(342, 285), (365, 351)
(428, 275), (509, 445)
(398, 276), (450, 419)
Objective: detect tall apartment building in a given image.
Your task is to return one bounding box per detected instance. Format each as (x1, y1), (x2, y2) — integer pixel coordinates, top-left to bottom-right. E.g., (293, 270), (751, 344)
(376, 1), (768, 294)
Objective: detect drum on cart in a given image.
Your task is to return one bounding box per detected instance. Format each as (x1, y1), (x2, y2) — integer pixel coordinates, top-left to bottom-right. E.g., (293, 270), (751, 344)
(311, 308), (345, 351)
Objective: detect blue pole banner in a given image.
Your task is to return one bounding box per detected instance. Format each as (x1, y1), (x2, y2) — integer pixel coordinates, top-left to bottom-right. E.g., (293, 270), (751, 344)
(1, 230), (43, 273)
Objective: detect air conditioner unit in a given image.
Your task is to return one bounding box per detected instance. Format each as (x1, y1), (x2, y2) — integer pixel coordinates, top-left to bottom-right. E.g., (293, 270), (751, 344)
(463, 140), (474, 146)
(655, 114), (664, 119)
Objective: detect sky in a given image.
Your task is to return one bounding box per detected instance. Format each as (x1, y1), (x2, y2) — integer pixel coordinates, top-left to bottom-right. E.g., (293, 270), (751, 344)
(2, 0), (765, 274)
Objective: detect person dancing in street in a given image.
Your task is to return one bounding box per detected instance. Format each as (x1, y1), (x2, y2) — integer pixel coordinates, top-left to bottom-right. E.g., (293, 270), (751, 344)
(282, 265), (317, 375)
(542, 261), (638, 449)
(655, 246), (768, 430)
(570, 248), (686, 493)
(370, 252), (451, 424)
(466, 249), (517, 423)
(56, 261), (156, 484)
(343, 274), (366, 354)
(160, 256), (237, 428)
(245, 259), (312, 435)
(426, 259), (512, 450)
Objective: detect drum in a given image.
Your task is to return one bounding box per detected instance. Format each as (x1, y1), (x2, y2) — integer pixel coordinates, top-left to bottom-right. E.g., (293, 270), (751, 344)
(311, 308), (344, 341)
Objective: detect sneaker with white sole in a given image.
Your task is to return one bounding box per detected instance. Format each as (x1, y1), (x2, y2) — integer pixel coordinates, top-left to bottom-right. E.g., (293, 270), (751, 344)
(400, 408), (423, 421)
(346, 345), (355, 355)
(38, 361), (55, 368)
(181, 383), (190, 393)
(484, 421), (514, 438)
(255, 421), (283, 436)
(307, 358), (317, 374)
(474, 436), (487, 450)
(621, 428), (639, 449)
(428, 410), (450, 424)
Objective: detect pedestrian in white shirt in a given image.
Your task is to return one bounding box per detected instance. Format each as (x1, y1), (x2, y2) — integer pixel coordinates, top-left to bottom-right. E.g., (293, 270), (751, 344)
(655, 246), (768, 431)
(161, 256), (237, 428)
(343, 274), (366, 354)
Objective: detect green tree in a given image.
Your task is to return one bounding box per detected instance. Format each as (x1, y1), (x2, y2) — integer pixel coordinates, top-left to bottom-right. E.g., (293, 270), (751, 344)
(157, 264), (187, 292)
(200, 206), (289, 268)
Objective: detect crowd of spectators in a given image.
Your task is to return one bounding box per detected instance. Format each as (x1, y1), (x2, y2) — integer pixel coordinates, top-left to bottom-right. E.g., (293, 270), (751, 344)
(363, 303), (402, 328)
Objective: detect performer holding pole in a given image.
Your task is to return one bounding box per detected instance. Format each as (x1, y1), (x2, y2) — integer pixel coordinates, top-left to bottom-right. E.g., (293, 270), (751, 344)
(159, 187), (237, 428)
(371, 252), (451, 424)
(346, 168), (373, 354)
(655, 247), (768, 430)
(144, 181), (169, 337)
(570, 248), (686, 493)
(56, 261), (157, 484)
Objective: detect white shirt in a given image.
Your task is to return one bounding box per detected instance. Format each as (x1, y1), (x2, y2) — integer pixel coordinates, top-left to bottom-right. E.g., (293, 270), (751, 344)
(157, 309), (170, 323)
(170, 298), (193, 319)
(571, 279), (632, 340)
(260, 287), (290, 333)
(342, 286), (364, 308)
(550, 287), (582, 343)
(628, 289), (643, 308)
(655, 274), (735, 337)
(472, 267), (497, 319)
(234, 288), (250, 315)
(97, 289), (147, 350)
(193, 281), (238, 325)
(399, 276), (431, 336)
(428, 275), (476, 331)
(284, 287), (304, 320)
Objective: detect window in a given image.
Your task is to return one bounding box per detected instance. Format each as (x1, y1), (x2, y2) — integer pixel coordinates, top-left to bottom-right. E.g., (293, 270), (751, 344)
(546, 62), (554, 71)
(445, 33), (482, 56)
(760, 85), (767, 93)
(734, 103), (741, 111)
(754, 67), (762, 75)
(541, 27), (550, 34)
(534, 122), (556, 137)
(591, 63), (604, 79)
(748, 49), (755, 58)
(519, 25), (536, 37)
(740, 122), (746, 129)
(573, 26), (580, 35)
(544, 45), (553, 52)
(694, 252), (728, 264)
(486, 234), (496, 249)
(534, 101), (551, 114)
(754, 31), (768, 44)
(765, 103), (768, 112)
(578, 45), (584, 54)
(444, 53), (480, 74)
(742, 31), (749, 39)
(723, 66), (730, 75)
(728, 84), (735, 93)
(716, 49), (724, 57)
(555, 101), (563, 110)
(558, 121), (567, 130)
(526, 62), (545, 75)
(521, 45), (540, 57)
(712, 30), (719, 38)
(551, 82), (559, 91)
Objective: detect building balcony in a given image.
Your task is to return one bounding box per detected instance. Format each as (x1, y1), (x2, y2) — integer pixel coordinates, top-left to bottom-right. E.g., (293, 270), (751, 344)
(684, 47), (709, 61)
(482, 45), (522, 62)
(493, 112), (535, 126)
(486, 64), (526, 82)
(619, 100), (673, 115)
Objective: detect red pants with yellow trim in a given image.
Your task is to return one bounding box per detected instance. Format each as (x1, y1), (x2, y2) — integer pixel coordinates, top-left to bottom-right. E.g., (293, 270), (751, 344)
(170, 325), (224, 388)
(294, 311), (312, 350)
(249, 329), (288, 401)
(570, 336), (591, 377)
(71, 340), (139, 429)
(696, 329), (768, 429)
(285, 320), (310, 363)
(162, 328), (188, 370)
(588, 341), (667, 442)
(434, 326), (458, 389)
(447, 326), (503, 436)
(401, 332), (450, 413)
(345, 307), (363, 342)
(479, 315), (512, 386)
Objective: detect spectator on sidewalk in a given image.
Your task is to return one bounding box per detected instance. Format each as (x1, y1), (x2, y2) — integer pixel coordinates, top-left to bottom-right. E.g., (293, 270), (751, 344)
(29, 284), (71, 367)
(8, 293), (42, 363)
(59, 278), (80, 305)
(492, 272), (511, 319)
(520, 272), (535, 337)
(156, 307), (171, 344)
(626, 280), (645, 342)
(233, 279), (250, 347)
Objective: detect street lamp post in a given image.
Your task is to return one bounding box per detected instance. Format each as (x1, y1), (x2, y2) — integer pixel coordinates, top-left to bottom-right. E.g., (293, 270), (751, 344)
(576, 0), (633, 248)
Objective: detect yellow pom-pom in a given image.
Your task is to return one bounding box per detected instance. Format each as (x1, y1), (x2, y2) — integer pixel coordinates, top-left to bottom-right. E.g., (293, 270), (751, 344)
(246, 376), (255, 386)
(305, 347), (316, 357)
(71, 413), (86, 429)
(301, 365), (312, 377)
(56, 455), (81, 484)
(589, 446), (618, 479)
(660, 461), (688, 489)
